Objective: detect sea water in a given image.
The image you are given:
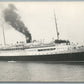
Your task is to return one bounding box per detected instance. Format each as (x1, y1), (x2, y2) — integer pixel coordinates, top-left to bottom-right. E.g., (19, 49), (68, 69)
(0, 61), (84, 82)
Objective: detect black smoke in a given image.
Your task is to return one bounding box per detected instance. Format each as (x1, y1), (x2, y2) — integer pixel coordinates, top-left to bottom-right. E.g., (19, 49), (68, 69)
(3, 4), (32, 43)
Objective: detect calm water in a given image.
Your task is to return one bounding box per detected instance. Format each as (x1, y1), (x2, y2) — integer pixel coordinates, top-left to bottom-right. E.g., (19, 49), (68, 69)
(0, 61), (84, 82)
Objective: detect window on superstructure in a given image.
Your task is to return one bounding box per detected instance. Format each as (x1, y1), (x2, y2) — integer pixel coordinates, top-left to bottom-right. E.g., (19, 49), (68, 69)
(38, 48), (55, 51)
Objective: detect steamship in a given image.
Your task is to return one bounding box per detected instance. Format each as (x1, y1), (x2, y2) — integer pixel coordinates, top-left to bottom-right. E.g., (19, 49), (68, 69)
(0, 12), (84, 61)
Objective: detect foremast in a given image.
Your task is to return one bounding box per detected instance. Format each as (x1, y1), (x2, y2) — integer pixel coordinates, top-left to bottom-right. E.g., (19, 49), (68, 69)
(0, 14), (6, 46)
(2, 22), (6, 46)
(54, 9), (59, 40)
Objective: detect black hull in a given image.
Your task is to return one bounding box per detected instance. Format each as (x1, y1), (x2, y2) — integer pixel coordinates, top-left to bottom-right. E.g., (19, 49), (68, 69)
(0, 52), (84, 61)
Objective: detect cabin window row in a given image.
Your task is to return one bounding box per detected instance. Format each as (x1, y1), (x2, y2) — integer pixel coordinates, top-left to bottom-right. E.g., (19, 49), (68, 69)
(38, 48), (56, 51)
(38, 47), (67, 51)
(0, 48), (24, 51)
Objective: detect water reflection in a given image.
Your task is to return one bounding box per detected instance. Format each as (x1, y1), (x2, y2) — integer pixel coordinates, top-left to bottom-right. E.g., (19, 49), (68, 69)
(0, 61), (84, 82)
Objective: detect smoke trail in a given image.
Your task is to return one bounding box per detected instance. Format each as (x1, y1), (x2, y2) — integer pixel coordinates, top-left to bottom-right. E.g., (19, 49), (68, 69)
(3, 4), (32, 43)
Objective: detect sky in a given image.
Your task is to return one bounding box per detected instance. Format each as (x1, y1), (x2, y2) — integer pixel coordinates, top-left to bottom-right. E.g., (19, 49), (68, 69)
(0, 1), (84, 45)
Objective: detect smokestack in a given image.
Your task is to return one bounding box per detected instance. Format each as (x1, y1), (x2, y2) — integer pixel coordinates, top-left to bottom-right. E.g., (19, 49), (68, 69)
(2, 4), (32, 43)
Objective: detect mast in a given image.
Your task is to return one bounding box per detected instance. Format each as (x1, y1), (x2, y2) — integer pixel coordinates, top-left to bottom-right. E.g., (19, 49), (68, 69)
(2, 23), (6, 46)
(0, 10), (6, 46)
(54, 9), (59, 40)
(0, 16), (6, 46)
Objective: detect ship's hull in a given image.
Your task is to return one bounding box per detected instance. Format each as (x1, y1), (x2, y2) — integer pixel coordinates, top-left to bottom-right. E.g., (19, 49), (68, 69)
(0, 51), (84, 61)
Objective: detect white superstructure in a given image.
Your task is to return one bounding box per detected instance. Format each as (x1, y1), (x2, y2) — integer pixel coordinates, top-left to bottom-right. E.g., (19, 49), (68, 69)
(0, 41), (83, 57)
